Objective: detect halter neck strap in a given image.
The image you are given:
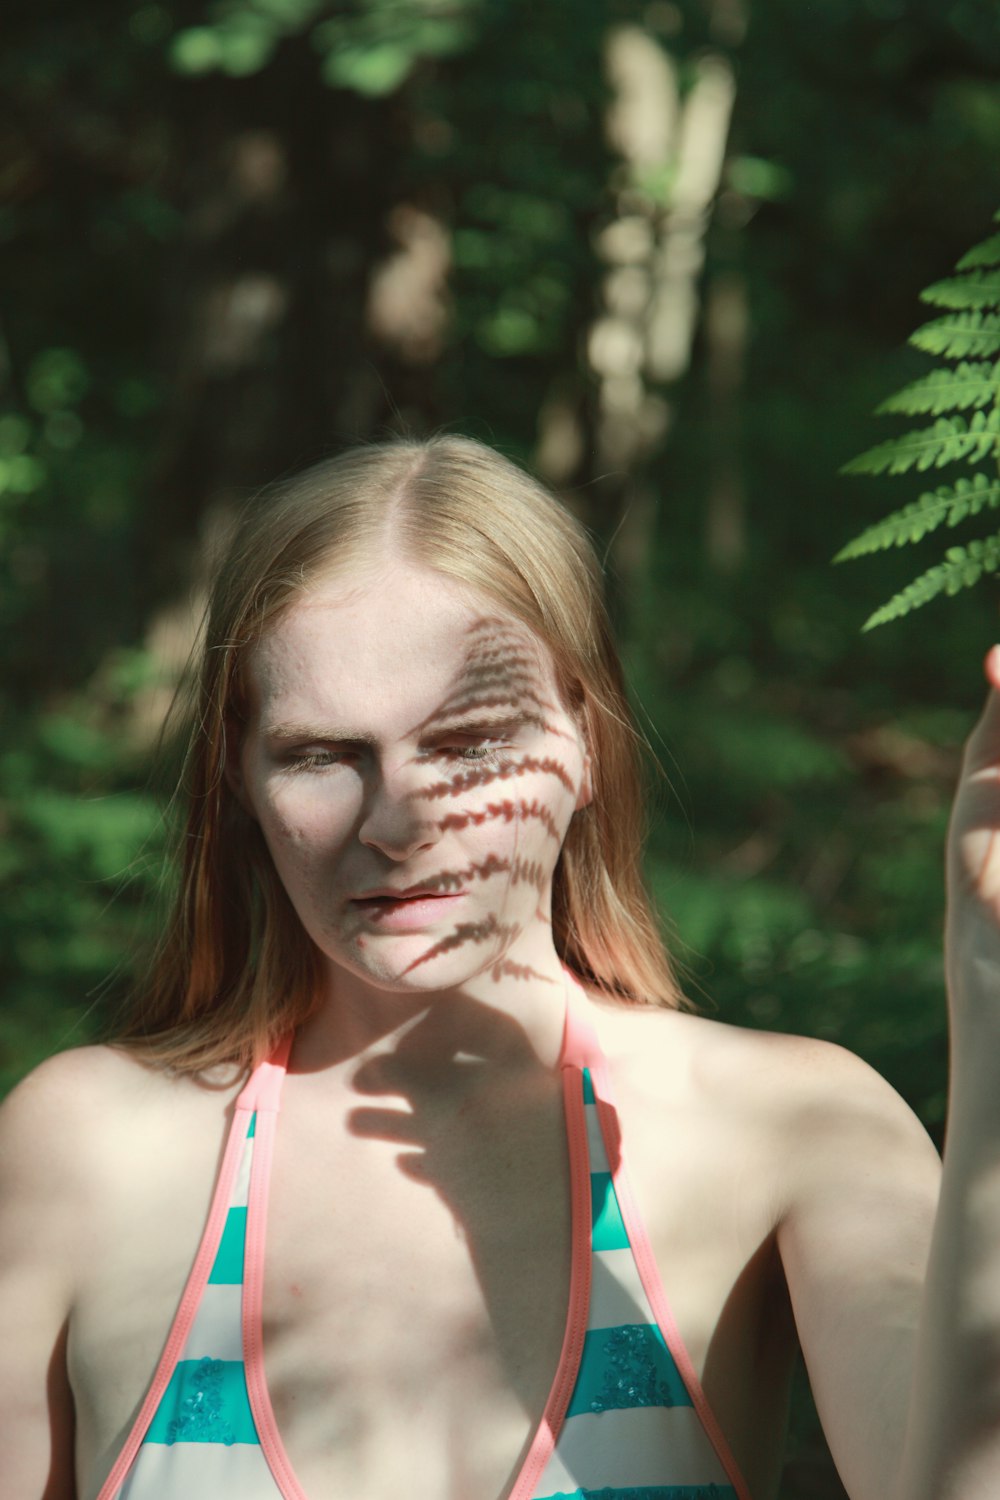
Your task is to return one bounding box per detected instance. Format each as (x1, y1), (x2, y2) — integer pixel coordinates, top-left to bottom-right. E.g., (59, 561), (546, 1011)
(236, 1032), (293, 1114)
(558, 966), (606, 1073)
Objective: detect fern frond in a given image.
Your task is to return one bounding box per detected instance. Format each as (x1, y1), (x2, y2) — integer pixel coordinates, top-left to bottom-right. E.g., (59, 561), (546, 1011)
(834, 475), (1000, 560)
(839, 208), (1000, 630)
(841, 411), (1000, 477)
(957, 232), (1000, 270)
(909, 311), (1000, 359)
(862, 533), (1000, 630)
(920, 271), (1000, 311)
(876, 359), (1000, 416)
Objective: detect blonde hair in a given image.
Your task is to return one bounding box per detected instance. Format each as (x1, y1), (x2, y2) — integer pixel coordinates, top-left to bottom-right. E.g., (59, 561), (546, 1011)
(118, 435), (683, 1073)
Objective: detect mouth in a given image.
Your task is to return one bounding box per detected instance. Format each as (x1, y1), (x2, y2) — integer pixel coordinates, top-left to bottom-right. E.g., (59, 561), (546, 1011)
(352, 887), (453, 904)
(349, 889), (468, 927)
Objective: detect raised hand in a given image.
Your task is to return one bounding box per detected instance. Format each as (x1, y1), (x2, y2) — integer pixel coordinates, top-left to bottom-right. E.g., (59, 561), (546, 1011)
(945, 647), (1000, 1002)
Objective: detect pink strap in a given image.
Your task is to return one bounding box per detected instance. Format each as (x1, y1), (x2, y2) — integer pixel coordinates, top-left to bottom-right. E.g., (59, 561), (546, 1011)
(586, 1050), (755, 1500)
(237, 1034), (293, 1113)
(93, 1094), (256, 1499)
(242, 1103), (310, 1499)
(558, 967), (606, 1073)
(505, 1065), (593, 1499)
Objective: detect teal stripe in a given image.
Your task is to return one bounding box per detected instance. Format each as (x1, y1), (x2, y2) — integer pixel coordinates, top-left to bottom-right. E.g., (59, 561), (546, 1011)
(145, 1358), (259, 1445)
(591, 1171), (629, 1251)
(208, 1206), (247, 1285)
(581, 1068), (596, 1105)
(566, 1323), (693, 1417)
(247, 1112), (256, 1138)
(536, 1487), (737, 1499)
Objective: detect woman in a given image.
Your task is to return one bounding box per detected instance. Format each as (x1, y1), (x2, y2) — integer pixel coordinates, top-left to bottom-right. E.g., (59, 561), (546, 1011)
(1, 434), (997, 1500)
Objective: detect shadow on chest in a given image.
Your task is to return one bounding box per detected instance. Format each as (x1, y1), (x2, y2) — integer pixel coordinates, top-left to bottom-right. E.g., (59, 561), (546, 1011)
(263, 1062), (573, 1415)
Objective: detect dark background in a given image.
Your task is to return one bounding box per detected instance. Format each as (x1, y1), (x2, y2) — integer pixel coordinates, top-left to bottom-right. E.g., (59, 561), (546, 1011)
(3, 1), (1000, 1492)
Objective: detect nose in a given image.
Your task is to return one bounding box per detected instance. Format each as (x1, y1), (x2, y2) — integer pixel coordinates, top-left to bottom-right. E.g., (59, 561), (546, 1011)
(358, 763), (438, 861)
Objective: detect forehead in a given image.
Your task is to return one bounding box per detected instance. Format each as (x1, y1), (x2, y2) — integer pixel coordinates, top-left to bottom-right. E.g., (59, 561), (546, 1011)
(244, 562), (558, 733)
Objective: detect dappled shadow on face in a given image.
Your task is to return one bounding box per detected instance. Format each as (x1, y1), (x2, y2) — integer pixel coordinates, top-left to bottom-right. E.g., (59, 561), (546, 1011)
(435, 797), (563, 844)
(353, 612), (580, 983)
(408, 615), (574, 744)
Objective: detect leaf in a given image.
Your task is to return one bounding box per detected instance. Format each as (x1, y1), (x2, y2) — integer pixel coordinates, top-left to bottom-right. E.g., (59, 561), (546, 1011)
(841, 414), (999, 477)
(909, 311), (1000, 360)
(876, 359), (1000, 416)
(957, 232), (1000, 270)
(920, 270), (1000, 310)
(861, 531), (1000, 630)
(834, 475), (1000, 559)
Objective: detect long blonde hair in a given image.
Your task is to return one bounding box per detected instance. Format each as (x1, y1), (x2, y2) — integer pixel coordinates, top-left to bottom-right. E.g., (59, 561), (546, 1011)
(118, 435), (683, 1073)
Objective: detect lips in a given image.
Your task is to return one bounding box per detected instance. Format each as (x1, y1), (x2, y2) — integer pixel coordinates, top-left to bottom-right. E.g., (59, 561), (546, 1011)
(349, 888), (468, 930)
(351, 887), (452, 903)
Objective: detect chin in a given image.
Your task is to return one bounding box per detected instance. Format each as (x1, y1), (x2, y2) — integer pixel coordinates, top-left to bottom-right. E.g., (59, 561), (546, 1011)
(325, 930), (519, 995)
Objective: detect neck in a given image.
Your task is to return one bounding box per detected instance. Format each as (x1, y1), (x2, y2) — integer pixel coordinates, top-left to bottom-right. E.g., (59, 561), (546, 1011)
(291, 950), (571, 1076)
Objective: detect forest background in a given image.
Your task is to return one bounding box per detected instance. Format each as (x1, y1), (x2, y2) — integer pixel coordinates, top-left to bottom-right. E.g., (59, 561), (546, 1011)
(2, 0), (999, 1493)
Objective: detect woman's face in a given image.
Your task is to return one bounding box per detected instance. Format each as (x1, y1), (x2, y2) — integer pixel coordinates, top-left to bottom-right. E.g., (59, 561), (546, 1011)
(236, 557), (590, 996)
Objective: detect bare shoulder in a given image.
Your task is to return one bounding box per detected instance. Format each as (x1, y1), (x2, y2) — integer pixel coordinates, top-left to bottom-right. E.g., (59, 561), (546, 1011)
(1, 1045), (240, 1222)
(3, 1043), (172, 1149)
(586, 996), (940, 1196)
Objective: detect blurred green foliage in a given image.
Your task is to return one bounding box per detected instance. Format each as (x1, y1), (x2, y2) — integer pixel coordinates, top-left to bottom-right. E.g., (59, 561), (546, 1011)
(3, 1), (1000, 1493)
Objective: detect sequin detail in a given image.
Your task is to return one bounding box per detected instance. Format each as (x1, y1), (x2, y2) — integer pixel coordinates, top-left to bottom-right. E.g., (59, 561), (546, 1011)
(589, 1326), (675, 1414)
(559, 1488), (730, 1499)
(166, 1358), (237, 1446)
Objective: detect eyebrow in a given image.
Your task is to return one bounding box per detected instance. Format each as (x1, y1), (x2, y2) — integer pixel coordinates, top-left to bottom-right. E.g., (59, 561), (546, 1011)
(261, 722), (377, 747)
(260, 711), (532, 746)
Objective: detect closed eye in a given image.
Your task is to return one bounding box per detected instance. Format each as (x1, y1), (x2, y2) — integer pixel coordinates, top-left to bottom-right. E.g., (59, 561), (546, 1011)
(449, 743), (503, 762)
(431, 734), (513, 768)
(283, 748), (355, 773)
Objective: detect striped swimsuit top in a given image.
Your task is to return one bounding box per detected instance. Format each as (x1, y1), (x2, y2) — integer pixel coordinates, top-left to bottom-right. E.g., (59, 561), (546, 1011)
(96, 985), (753, 1500)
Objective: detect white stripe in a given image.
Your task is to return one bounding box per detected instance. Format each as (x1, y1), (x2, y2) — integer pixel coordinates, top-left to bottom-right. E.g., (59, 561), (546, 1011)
(588, 1247), (657, 1330)
(116, 1440), (280, 1500)
(532, 1404), (731, 1496)
(115, 1438), (278, 1500)
(230, 1136), (254, 1209)
(180, 1283), (245, 1362)
(583, 1101), (611, 1173)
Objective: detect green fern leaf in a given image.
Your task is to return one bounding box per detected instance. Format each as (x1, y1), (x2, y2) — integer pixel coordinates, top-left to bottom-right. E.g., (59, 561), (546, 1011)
(876, 359), (1000, 416)
(957, 232), (1000, 270)
(841, 414), (998, 477)
(909, 311), (1000, 359)
(861, 532), (1000, 630)
(839, 208), (1000, 630)
(920, 271), (1000, 310)
(834, 476), (1000, 560)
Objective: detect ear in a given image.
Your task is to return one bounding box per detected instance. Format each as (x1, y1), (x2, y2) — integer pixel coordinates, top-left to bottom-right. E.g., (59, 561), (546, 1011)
(567, 692), (593, 812)
(575, 748), (593, 812)
(573, 704), (593, 811)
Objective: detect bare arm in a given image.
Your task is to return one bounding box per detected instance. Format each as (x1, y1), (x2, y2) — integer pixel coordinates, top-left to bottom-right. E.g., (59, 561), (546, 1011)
(775, 1041), (940, 1500)
(778, 652), (1000, 1500)
(894, 651), (1000, 1498)
(0, 1058), (82, 1500)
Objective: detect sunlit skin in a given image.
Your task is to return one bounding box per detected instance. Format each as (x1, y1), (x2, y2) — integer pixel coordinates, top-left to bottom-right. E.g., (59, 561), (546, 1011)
(10, 571), (1000, 1496)
(234, 557), (592, 1062)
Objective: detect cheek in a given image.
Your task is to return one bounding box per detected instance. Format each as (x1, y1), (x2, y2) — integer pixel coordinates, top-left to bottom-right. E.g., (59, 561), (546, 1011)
(253, 779), (360, 869)
(456, 758), (577, 875)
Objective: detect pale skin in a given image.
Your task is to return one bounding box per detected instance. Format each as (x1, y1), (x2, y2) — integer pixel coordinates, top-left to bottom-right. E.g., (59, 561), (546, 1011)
(2, 556), (1000, 1500)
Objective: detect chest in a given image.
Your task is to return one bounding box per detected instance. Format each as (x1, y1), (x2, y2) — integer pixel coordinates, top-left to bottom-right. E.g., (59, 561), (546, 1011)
(261, 1075), (574, 1457)
(70, 1067), (793, 1500)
